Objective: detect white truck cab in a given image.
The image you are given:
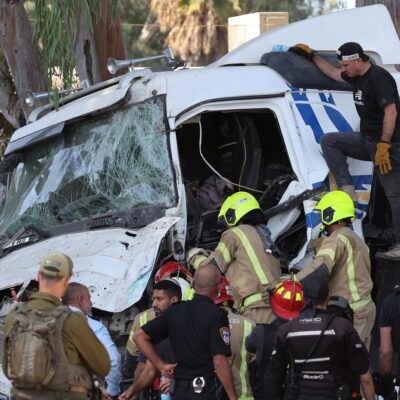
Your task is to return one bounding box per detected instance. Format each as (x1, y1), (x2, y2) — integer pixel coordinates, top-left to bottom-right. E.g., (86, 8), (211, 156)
(0, 4), (399, 397)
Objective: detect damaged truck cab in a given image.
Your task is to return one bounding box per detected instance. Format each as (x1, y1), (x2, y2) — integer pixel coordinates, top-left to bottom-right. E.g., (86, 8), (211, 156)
(1, 4), (400, 396)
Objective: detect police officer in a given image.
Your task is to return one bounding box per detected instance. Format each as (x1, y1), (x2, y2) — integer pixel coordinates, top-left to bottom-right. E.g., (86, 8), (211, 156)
(245, 280), (304, 400)
(374, 285), (400, 399)
(215, 277), (255, 400)
(2, 252), (110, 400)
(135, 264), (237, 400)
(295, 190), (375, 349)
(188, 191), (281, 324)
(265, 277), (375, 400)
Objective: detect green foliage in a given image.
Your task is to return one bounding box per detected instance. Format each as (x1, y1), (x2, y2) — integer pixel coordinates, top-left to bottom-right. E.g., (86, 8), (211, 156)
(119, 0), (166, 58)
(33, 0), (117, 90)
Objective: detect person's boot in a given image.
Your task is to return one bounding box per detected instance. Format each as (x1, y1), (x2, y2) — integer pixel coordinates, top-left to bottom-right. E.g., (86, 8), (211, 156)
(376, 244), (400, 261)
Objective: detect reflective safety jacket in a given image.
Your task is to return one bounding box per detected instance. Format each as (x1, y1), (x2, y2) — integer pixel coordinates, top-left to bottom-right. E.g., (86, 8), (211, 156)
(126, 308), (156, 356)
(191, 224), (281, 310)
(224, 307), (255, 400)
(296, 226), (373, 312)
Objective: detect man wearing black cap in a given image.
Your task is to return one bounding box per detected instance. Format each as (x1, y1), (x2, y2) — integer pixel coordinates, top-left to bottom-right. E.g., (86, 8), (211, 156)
(265, 277), (374, 400)
(289, 42), (400, 261)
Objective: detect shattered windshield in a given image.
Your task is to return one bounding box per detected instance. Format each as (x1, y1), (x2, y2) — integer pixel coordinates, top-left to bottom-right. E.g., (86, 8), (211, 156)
(0, 97), (176, 237)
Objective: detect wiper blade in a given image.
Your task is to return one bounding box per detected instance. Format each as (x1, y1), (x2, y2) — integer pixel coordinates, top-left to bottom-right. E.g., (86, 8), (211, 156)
(1, 224), (50, 255)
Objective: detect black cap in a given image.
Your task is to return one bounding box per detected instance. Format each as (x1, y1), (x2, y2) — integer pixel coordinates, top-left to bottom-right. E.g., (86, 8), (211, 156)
(336, 42), (370, 62)
(303, 276), (329, 304)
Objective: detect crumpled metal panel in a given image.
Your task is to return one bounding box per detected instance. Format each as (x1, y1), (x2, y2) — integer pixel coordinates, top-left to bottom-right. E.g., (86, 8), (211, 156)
(0, 217), (179, 312)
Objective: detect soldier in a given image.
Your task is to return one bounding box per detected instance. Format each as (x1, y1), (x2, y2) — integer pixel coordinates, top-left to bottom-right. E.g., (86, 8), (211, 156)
(215, 277), (255, 400)
(2, 252), (110, 400)
(188, 191), (281, 324)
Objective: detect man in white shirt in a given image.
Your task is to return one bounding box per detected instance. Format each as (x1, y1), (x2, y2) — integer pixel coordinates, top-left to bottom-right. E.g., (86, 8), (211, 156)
(63, 282), (122, 399)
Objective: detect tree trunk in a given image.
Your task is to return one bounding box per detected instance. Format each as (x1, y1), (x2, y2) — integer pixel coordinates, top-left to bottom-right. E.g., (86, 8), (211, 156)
(0, 0), (47, 127)
(74, 0), (127, 84)
(356, 0), (400, 37)
(92, 0), (127, 80)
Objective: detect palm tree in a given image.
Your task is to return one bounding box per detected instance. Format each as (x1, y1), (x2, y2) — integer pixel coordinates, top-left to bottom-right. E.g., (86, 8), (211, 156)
(150, 0), (239, 66)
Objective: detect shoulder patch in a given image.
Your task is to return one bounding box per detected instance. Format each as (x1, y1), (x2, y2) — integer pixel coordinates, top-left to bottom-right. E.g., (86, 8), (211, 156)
(220, 327), (230, 345)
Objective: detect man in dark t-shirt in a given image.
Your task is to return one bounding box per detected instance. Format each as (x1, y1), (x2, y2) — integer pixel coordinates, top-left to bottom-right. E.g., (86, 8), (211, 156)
(289, 42), (400, 261)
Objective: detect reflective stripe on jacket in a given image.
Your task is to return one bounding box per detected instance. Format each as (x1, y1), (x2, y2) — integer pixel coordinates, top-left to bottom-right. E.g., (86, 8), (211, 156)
(296, 226), (372, 310)
(191, 224), (281, 309)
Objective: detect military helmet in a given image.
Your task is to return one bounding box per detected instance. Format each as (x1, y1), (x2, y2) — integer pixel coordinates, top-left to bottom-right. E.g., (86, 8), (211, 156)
(314, 190), (355, 227)
(218, 191), (261, 227)
(270, 280), (304, 320)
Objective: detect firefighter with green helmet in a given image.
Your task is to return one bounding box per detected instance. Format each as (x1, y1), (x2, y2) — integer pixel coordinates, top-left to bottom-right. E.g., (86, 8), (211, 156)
(188, 191), (281, 324)
(295, 190), (375, 348)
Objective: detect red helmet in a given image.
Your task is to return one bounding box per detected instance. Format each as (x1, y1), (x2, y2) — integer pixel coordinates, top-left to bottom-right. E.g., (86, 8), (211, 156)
(155, 261), (193, 283)
(215, 277), (233, 305)
(270, 280), (304, 320)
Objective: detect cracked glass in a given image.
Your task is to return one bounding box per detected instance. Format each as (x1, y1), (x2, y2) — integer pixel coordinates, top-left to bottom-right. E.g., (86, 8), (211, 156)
(0, 97), (175, 236)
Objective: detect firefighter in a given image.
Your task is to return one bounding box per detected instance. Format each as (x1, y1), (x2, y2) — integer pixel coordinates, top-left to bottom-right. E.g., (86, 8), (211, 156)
(188, 191), (281, 324)
(215, 277), (255, 400)
(295, 190), (375, 349)
(123, 262), (193, 382)
(245, 280), (304, 400)
(265, 276), (375, 400)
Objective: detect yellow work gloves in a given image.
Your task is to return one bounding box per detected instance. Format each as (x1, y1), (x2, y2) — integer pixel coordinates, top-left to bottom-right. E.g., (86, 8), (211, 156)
(288, 43), (316, 61)
(375, 141), (392, 175)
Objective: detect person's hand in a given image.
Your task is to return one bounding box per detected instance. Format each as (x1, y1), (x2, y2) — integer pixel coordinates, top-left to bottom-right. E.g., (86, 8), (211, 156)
(118, 386), (134, 400)
(161, 362), (177, 378)
(186, 248), (209, 264)
(159, 377), (172, 393)
(100, 387), (113, 400)
(288, 44), (316, 61)
(375, 141), (392, 175)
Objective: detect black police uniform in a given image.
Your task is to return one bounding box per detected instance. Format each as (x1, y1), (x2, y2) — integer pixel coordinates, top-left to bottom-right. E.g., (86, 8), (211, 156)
(245, 319), (285, 400)
(265, 309), (370, 400)
(142, 294), (231, 400)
